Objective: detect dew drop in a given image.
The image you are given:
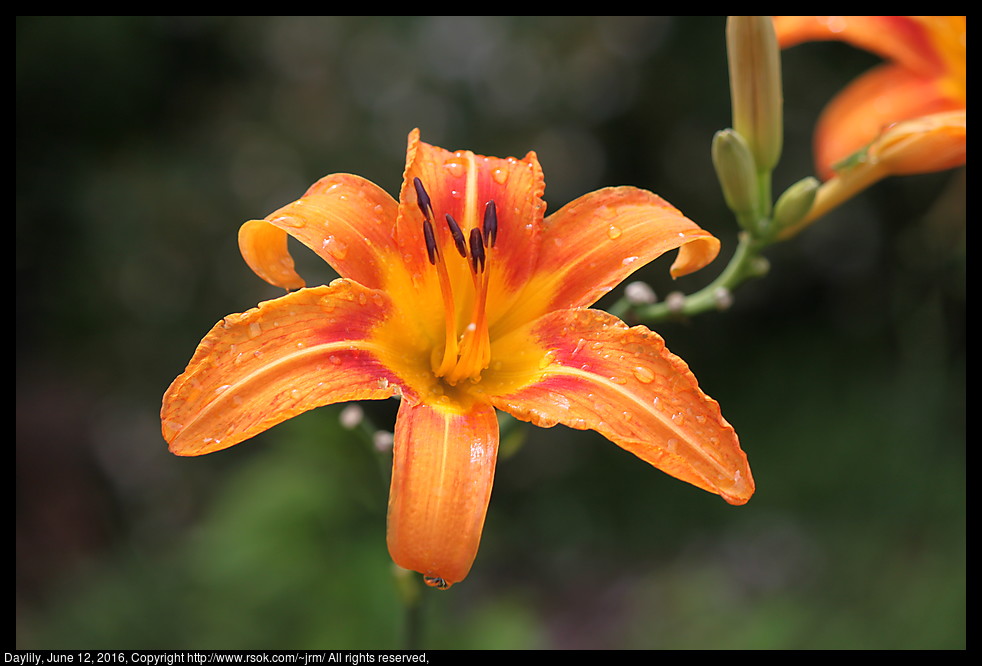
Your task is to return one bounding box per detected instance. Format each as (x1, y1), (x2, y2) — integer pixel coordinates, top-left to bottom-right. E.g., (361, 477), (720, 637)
(671, 412), (685, 426)
(444, 158), (465, 178)
(424, 576), (450, 590)
(633, 366), (655, 384)
(328, 355), (341, 365)
(551, 392), (570, 410)
(607, 224), (622, 240)
(321, 235), (349, 260)
(277, 216), (306, 229)
(492, 167), (508, 184)
(248, 322), (262, 338)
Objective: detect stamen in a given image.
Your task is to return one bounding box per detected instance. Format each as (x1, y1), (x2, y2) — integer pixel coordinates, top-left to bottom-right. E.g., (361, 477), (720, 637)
(422, 218), (439, 265)
(415, 176), (494, 385)
(444, 213), (468, 258)
(482, 200), (497, 248)
(413, 177), (432, 220)
(468, 228), (486, 273)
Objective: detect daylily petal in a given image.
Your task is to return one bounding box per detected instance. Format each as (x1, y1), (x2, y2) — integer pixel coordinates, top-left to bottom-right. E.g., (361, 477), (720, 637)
(774, 16), (951, 77)
(489, 308), (753, 505)
(500, 187), (720, 331)
(386, 398), (499, 589)
(162, 279), (399, 456)
(239, 173), (400, 291)
(869, 109), (967, 175)
(396, 128), (547, 322)
(237, 217), (306, 291)
(813, 64), (962, 179)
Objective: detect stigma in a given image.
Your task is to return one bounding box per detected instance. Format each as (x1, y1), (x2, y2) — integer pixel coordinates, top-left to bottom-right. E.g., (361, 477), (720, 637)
(414, 177), (496, 386)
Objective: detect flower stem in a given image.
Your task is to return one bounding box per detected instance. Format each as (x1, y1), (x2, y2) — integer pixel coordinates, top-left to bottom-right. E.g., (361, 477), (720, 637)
(617, 230), (769, 322)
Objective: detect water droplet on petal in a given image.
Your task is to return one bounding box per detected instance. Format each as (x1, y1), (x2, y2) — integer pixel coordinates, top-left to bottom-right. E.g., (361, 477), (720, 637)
(444, 158), (465, 178)
(492, 167), (508, 184)
(633, 366), (655, 384)
(607, 224), (622, 239)
(321, 235), (349, 260)
(277, 216), (306, 229)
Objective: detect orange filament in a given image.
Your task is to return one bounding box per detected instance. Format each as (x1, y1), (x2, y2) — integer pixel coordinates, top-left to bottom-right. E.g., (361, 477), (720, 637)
(415, 177), (496, 386)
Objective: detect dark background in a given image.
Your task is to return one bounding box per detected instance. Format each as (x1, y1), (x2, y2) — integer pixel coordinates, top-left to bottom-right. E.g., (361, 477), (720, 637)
(17, 16), (964, 649)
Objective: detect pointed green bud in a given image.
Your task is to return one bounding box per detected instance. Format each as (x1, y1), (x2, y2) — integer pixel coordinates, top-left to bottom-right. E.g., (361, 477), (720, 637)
(726, 16), (783, 172)
(712, 128), (758, 218)
(772, 176), (820, 232)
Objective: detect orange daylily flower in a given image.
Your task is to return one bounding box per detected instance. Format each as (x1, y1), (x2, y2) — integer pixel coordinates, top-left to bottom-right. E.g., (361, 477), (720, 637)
(161, 129), (754, 589)
(773, 16), (966, 179)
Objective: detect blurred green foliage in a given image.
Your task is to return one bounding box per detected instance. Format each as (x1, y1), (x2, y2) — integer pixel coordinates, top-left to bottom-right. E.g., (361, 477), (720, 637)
(17, 16), (964, 649)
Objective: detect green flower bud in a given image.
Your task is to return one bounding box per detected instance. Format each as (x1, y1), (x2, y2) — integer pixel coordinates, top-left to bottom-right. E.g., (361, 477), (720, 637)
(726, 16), (783, 172)
(772, 176), (820, 232)
(712, 128), (758, 218)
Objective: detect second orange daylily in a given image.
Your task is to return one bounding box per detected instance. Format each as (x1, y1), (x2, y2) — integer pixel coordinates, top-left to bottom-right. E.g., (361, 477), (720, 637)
(773, 16), (966, 180)
(162, 129), (754, 589)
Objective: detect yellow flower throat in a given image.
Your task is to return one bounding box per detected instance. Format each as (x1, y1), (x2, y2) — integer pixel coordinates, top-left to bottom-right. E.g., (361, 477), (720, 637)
(414, 176), (496, 386)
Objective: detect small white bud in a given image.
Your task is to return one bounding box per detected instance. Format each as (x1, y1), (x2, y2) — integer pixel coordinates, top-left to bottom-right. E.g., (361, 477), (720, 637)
(624, 281), (657, 305)
(339, 404), (364, 430)
(665, 291), (686, 313)
(713, 287), (734, 310)
(373, 430), (394, 452)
